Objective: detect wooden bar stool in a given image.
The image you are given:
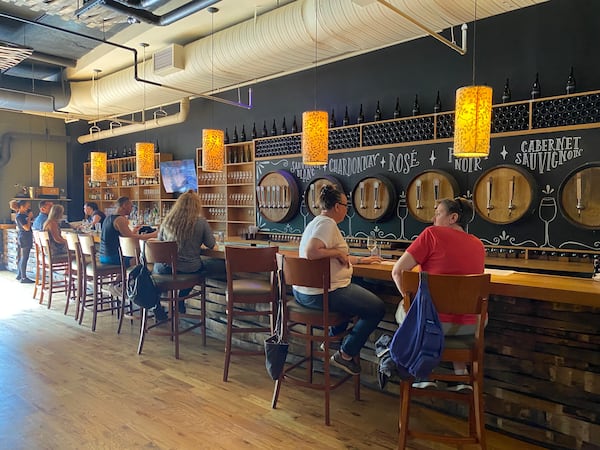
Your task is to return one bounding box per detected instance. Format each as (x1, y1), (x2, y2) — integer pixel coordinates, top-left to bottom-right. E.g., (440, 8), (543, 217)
(78, 233), (122, 332)
(64, 232), (84, 318)
(139, 240), (206, 359)
(223, 245), (279, 382)
(116, 236), (142, 334)
(398, 271), (491, 449)
(36, 230), (69, 310)
(31, 230), (44, 301)
(271, 254), (359, 426)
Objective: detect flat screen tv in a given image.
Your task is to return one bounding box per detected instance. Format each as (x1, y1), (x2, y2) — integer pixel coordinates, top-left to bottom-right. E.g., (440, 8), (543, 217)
(160, 159), (198, 194)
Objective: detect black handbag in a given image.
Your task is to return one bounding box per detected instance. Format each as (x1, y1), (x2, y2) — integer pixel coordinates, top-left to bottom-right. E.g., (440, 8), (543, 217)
(264, 292), (288, 380)
(126, 242), (160, 309)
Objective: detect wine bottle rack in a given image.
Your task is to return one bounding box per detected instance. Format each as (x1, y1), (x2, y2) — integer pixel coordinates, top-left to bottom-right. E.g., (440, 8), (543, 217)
(253, 89), (600, 161)
(532, 93), (600, 129)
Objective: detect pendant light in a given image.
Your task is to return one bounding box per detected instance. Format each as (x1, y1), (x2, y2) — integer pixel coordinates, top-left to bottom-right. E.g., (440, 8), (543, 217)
(136, 43), (156, 178)
(39, 161), (54, 187)
(453, 0), (492, 158)
(302, 0), (328, 166)
(202, 7), (225, 172)
(90, 69), (107, 182)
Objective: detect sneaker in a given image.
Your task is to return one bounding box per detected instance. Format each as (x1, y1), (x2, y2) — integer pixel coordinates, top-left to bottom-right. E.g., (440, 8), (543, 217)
(411, 379), (438, 390)
(330, 351), (361, 375)
(154, 306), (168, 322)
(20, 278), (34, 284)
(106, 283), (122, 298)
(15, 275), (21, 280)
(446, 382), (473, 393)
(319, 339), (341, 352)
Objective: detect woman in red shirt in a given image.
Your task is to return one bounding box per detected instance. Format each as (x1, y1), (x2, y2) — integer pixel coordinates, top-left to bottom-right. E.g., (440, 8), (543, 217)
(391, 197), (485, 392)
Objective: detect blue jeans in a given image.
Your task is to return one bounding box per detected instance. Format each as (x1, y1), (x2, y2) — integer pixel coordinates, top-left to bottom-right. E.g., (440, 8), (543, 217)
(293, 283), (385, 357)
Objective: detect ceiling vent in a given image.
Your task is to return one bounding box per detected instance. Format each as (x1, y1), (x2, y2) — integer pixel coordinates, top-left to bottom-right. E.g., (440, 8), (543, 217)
(153, 44), (184, 76)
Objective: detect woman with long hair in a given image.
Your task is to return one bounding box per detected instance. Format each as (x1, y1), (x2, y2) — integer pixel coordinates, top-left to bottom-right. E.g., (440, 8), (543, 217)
(43, 204), (68, 256)
(154, 190), (219, 315)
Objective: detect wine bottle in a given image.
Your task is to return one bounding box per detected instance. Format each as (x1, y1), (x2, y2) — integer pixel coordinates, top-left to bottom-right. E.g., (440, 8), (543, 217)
(357, 104), (364, 124)
(233, 125), (239, 143)
(329, 109), (336, 128)
(280, 117), (287, 134)
(291, 115), (298, 133)
(271, 119), (277, 136)
(502, 78), (512, 103)
(154, 139), (159, 153)
(240, 124), (247, 141)
(433, 91), (441, 113)
(393, 97), (401, 119)
(374, 101), (382, 121)
(251, 122), (257, 140)
(531, 73), (541, 99)
(224, 128), (230, 145)
(343, 106), (350, 126)
(262, 120), (268, 138)
(412, 95), (420, 116)
(566, 67), (576, 94)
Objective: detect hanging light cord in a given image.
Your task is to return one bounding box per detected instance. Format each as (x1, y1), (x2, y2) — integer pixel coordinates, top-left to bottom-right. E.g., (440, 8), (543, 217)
(313, 0), (318, 110)
(472, 0), (477, 86)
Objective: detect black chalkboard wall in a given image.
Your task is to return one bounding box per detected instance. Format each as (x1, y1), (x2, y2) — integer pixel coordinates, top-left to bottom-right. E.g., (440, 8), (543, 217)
(255, 127), (599, 250)
(66, 0), (600, 250)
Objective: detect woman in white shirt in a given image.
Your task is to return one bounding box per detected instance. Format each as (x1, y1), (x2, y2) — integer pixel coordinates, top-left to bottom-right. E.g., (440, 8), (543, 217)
(294, 184), (385, 375)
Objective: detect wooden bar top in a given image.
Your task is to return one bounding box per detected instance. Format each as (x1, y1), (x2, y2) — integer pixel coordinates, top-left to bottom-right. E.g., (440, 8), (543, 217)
(204, 242), (600, 308)
(352, 262), (600, 308)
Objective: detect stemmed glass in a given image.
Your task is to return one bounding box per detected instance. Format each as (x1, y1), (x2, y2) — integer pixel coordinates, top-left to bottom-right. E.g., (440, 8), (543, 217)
(367, 236), (380, 257)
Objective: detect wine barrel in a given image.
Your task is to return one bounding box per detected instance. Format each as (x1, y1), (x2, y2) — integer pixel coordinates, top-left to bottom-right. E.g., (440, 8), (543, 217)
(256, 170), (299, 223)
(305, 175), (344, 216)
(406, 170), (459, 223)
(473, 165), (537, 224)
(351, 175), (397, 222)
(559, 163), (600, 229)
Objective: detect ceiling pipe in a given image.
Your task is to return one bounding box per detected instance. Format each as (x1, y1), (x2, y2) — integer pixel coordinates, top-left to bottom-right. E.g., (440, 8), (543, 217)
(0, 11), (251, 115)
(77, 97), (189, 143)
(75, 0), (222, 26)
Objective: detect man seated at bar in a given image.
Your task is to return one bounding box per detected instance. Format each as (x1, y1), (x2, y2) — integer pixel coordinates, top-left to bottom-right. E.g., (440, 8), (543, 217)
(32, 200), (53, 231)
(294, 184), (385, 375)
(99, 196), (157, 266)
(391, 197), (485, 392)
(83, 202), (106, 229)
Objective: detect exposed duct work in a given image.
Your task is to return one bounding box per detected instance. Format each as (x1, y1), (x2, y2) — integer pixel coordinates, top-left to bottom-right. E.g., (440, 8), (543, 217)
(0, 76), (70, 112)
(75, 0), (221, 26)
(76, 97), (190, 143)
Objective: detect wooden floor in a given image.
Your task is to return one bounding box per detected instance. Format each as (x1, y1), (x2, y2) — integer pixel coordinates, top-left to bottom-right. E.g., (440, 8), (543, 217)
(0, 270), (547, 450)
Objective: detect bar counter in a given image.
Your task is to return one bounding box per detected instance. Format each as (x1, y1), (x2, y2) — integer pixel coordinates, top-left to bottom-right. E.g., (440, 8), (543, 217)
(207, 240), (600, 449)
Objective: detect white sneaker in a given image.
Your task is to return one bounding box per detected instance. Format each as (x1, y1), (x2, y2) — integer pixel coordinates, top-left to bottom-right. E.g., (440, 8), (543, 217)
(411, 380), (438, 389)
(446, 382), (473, 393)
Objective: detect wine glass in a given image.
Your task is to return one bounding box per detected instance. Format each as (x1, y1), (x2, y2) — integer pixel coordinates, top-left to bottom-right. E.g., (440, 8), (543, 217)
(367, 236), (380, 257)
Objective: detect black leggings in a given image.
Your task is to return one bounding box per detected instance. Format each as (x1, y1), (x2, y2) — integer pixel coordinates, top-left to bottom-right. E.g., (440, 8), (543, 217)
(18, 246), (32, 280)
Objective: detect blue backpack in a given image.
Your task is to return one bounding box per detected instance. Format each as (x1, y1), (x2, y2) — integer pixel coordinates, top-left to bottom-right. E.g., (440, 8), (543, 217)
(390, 272), (444, 379)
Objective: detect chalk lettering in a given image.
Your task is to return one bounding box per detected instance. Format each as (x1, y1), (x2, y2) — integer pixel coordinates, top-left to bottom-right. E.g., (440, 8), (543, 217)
(387, 150), (419, 174)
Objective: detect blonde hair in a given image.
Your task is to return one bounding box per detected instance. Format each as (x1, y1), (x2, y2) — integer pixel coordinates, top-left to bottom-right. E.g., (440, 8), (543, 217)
(43, 204), (64, 230)
(159, 191), (203, 244)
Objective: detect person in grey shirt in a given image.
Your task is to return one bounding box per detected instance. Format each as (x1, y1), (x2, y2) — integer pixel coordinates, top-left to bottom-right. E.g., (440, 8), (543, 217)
(153, 190), (223, 314)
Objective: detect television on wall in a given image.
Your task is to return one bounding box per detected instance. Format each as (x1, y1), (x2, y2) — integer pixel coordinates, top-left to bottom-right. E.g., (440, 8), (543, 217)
(160, 159), (198, 194)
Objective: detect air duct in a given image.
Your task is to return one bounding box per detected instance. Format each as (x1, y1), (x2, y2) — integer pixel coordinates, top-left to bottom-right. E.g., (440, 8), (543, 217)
(76, 97), (190, 143)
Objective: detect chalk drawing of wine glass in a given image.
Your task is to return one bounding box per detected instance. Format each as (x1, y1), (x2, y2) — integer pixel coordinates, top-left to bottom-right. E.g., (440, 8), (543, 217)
(300, 191), (310, 229)
(396, 191), (408, 240)
(538, 185), (557, 247)
(346, 191), (356, 236)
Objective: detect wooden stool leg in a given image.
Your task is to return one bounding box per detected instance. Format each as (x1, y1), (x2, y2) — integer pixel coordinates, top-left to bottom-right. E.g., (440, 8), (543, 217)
(137, 308), (148, 355)
(223, 304), (234, 382)
(398, 380), (412, 450)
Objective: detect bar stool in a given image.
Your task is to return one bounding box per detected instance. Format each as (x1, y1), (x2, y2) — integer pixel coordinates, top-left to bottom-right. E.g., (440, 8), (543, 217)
(223, 245), (279, 382)
(31, 230), (44, 301)
(116, 236), (142, 334)
(78, 233), (122, 332)
(398, 271), (491, 450)
(64, 232), (84, 320)
(36, 230), (69, 310)
(271, 254), (359, 426)
(139, 240), (206, 359)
